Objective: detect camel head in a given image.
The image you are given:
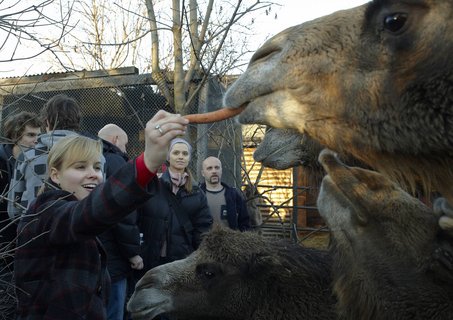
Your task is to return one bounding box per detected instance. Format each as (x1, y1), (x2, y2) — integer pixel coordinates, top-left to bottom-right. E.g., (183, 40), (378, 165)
(127, 227), (335, 320)
(317, 149), (453, 319)
(224, 0), (453, 202)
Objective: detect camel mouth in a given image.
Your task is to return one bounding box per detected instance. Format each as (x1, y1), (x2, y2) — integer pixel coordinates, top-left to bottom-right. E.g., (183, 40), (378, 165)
(318, 175), (355, 221)
(127, 291), (171, 320)
(231, 89), (311, 133)
(253, 140), (304, 169)
(224, 87), (283, 127)
(129, 304), (167, 320)
(317, 149), (366, 230)
(318, 174), (362, 251)
(233, 97), (274, 126)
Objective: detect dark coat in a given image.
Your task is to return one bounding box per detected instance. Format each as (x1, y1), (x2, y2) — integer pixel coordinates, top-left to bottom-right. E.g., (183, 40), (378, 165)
(0, 144), (17, 261)
(138, 170), (213, 270)
(200, 182), (251, 231)
(14, 160), (158, 320)
(98, 140), (141, 282)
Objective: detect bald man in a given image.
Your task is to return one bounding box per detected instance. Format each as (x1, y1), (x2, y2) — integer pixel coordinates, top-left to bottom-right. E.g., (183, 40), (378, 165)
(98, 124), (142, 320)
(200, 156), (251, 231)
(98, 123), (128, 154)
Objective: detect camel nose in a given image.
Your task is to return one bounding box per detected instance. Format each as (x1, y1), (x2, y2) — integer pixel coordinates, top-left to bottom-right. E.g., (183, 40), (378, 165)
(318, 148), (346, 174)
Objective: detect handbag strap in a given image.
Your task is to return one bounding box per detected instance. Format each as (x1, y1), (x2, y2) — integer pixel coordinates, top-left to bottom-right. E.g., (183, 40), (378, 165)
(161, 182), (193, 232)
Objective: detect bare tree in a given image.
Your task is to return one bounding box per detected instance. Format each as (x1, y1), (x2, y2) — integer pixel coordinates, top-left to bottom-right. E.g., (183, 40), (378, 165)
(0, 2), (75, 315)
(52, 0), (150, 71)
(0, 0), (74, 67)
(45, 0), (277, 113)
(144, 0), (276, 114)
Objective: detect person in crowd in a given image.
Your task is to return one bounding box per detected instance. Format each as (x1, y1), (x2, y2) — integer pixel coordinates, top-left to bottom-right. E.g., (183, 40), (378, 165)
(7, 94), (103, 218)
(138, 137), (213, 271)
(98, 123), (128, 156)
(138, 137), (213, 320)
(0, 111), (41, 319)
(200, 156), (251, 231)
(97, 123), (143, 320)
(14, 110), (188, 319)
(0, 111), (41, 243)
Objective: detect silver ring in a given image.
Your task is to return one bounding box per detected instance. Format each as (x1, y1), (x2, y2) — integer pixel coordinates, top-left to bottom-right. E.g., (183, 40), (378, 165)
(155, 124), (164, 135)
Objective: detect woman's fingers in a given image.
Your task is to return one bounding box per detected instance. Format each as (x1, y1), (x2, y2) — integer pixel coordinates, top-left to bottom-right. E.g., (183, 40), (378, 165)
(152, 122), (188, 137)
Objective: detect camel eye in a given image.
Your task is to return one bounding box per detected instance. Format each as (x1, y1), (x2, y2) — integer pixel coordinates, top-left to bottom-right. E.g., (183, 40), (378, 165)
(383, 13), (408, 32)
(196, 263), (222, 281)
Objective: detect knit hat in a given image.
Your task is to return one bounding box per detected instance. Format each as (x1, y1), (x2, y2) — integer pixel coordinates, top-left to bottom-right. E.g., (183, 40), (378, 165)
(167, 137), (192, 161)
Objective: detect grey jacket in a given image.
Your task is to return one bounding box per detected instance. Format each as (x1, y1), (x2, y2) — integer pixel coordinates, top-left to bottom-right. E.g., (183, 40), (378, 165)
(7, 130), (105, 218)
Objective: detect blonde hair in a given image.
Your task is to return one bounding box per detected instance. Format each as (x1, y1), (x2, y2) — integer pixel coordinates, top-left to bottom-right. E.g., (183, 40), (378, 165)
(48, 135), (103, 171)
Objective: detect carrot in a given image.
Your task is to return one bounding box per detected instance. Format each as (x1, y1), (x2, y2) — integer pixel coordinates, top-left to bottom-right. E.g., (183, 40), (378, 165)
(183, 104), (246, 124)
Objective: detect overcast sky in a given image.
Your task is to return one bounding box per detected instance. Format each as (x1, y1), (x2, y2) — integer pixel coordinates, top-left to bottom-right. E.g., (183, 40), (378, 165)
(252, 0), (369, 48)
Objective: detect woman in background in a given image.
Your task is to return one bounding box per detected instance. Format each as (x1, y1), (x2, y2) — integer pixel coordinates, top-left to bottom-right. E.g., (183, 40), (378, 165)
(139, 138), (213, 271)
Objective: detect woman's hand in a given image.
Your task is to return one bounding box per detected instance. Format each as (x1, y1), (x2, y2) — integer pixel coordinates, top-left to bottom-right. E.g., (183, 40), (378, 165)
(144, 110), (188, 172)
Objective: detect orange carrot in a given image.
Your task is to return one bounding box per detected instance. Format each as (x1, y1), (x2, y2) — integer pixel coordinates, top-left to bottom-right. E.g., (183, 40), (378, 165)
(183, 104), (246, 124)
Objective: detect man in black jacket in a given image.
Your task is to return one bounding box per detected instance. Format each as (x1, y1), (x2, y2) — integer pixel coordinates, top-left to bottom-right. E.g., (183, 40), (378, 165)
(0, 112), (41, 319)
(200, 156), (251, 231)
(98, 124), (143, 320)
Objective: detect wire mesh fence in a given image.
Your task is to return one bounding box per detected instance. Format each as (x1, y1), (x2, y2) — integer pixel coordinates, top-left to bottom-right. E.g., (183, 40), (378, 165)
(0, 72), (324, 241)
(1, 84), (177, 159)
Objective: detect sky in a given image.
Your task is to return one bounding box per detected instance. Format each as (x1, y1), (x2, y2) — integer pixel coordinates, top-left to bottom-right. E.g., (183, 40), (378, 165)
(251, 0), (369, 49)
(1, 0), (369, 78)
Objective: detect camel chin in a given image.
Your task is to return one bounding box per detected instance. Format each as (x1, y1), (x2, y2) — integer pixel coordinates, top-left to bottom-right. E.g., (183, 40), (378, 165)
(127, 279), (173, 319)
(253, 128), (306, 169)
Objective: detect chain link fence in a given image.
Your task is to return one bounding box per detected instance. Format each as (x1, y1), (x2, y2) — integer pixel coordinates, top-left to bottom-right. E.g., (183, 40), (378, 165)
(1, 84), (178, 158)
(0, 71), (324, 241)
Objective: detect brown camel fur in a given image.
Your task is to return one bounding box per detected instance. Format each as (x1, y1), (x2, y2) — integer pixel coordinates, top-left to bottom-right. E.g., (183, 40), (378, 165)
(317, 149), (453, 319)
(127, 227), (336, 320)
(223, 0), (453, 204)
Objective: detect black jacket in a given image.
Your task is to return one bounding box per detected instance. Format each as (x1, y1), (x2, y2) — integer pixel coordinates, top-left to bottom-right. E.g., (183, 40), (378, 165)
(200, 182), (251, 231)
(138, 170), (213, 270)
(98, 140), (141, 282)
(0, 144), (17, 265)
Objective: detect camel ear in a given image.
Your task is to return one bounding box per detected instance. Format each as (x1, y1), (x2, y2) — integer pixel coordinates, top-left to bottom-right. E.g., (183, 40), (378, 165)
(243, 252), (282, 277)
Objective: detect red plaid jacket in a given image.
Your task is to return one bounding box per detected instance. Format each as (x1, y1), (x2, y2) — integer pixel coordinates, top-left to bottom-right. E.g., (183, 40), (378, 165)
(15, 160), (157, 319)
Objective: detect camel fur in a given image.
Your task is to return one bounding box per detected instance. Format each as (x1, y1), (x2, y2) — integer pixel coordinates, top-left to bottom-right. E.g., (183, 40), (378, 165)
(223, 0), (453, 204)
(317, 149), (453, 319)
(127, 227), (336, 320)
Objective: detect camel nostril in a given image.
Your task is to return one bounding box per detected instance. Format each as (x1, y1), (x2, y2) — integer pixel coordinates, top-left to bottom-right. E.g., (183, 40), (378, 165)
(135, 278), (156, 291)
(250, 44), (282, 64)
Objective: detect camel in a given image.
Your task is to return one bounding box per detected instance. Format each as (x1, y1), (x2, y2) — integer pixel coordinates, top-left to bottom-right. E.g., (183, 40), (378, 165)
(127, 227), (336, 320)
(253, 127), (321, 170)
(223, 0), (453, 208)
(127, 155), (453, 319)
(317, 149), (453, 319)
(255, 128), (368, 171)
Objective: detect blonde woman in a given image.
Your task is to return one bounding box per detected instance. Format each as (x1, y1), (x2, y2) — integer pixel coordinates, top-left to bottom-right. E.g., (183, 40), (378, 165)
(14, 111), (188, 319)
